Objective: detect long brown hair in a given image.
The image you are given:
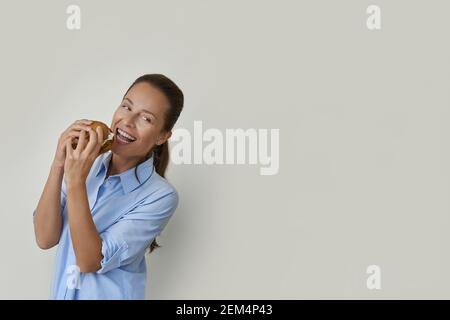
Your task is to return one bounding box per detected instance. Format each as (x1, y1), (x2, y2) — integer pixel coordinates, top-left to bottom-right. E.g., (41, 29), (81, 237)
(122, 74), (184, 253)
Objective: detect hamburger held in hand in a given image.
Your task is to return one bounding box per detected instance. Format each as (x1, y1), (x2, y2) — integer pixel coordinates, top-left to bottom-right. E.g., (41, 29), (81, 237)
(72, 121), (115, 155)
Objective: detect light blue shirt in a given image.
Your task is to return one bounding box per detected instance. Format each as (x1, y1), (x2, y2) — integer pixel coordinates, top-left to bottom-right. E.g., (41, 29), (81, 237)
(33, 151), (179, 299)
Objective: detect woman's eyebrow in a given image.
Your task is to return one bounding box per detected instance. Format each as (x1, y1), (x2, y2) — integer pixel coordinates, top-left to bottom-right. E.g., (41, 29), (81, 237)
(123, 97), (158, 119)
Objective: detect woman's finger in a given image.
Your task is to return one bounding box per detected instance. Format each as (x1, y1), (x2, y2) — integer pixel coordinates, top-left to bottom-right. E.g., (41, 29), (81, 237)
(97, 126), (104, 143)
(68, 120), (92, 134)
(75, 129), (88, 153)
(72, 123), (92, 131)
(83, 127), (100, 156)
(62, 124), (91, 141)
(65, 128), (89, 142)
(67, 125), (92, 136)
(65, 138), (73, 158)
(74, 119), (93, 126)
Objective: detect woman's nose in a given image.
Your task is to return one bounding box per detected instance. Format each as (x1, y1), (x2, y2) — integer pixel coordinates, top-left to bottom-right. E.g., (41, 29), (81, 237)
(122, 116), (137, 127)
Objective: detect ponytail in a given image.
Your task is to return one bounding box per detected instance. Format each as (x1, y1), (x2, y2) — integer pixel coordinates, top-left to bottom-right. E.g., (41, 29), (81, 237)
(153, 141), (169, 178)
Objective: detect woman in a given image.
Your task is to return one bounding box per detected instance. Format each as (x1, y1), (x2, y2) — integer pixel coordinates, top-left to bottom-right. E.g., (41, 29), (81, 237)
(33, 74), (184, 299)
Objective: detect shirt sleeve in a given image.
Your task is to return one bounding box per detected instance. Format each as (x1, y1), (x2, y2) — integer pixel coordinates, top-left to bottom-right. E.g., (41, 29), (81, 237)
(32, 176), (68, 221)
(96, 190), (179, 274)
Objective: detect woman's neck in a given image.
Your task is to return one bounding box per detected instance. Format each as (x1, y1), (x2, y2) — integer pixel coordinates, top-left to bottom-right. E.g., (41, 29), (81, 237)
(106, 154), (143, 177)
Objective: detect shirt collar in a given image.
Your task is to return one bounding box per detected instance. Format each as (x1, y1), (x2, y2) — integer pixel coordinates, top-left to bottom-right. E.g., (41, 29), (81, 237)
(96, 151), (155, 194)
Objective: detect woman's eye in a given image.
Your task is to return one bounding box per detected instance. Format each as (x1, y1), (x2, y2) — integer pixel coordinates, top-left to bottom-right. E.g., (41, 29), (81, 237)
(122, 105), (151, 123)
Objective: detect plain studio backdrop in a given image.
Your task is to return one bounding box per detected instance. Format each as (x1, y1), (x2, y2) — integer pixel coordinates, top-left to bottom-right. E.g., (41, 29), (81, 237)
(0, 0), (449, 299)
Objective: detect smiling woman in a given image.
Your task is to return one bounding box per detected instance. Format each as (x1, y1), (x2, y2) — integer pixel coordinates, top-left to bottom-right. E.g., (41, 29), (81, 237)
(111, 75), (185, 252)
(32, 74), (184, 300)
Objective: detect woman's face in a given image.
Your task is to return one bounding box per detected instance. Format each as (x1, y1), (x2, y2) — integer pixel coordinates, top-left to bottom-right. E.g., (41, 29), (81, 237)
(110, 82), (172, 160)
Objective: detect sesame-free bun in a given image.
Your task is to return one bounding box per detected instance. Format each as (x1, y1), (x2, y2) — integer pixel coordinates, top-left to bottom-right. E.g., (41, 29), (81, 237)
(72, 120), (114, 154)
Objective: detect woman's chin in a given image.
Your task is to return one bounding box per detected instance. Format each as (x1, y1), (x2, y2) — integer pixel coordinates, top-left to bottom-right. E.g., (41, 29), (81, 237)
(111, 144), (134, 155)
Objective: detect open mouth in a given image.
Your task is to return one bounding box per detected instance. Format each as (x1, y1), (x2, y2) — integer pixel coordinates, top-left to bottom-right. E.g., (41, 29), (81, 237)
(116, 128), (137, 144)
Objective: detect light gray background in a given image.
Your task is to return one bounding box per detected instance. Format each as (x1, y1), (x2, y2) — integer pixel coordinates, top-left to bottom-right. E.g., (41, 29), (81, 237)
(0, 0), (449, 299)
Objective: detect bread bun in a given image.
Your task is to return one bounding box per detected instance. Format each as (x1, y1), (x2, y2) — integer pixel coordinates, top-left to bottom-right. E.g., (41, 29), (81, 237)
(72, 120), (114, 154)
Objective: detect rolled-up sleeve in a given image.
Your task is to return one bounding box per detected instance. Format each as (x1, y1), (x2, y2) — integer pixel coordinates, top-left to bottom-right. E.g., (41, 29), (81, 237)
(96, 190), (179, 274)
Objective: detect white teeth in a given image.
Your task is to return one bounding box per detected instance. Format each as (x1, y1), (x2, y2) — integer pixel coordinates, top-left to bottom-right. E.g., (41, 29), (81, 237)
(117, 128), (136, 141)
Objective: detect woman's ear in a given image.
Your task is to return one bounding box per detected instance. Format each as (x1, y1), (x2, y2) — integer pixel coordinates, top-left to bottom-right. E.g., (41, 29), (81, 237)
(157, 131), (172, 145)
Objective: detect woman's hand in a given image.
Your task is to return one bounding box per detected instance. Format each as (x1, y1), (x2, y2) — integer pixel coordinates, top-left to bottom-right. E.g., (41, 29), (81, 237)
(64, 125), (104, 185)
(53, 119), (94, 169)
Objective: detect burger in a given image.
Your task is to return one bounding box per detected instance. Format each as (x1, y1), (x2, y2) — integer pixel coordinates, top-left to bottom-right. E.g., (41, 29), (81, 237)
(72, 120), (115, 154)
